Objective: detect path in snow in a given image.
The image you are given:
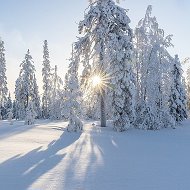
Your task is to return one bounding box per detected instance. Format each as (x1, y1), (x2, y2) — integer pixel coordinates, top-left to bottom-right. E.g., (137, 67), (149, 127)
(0, 119), (190, 190)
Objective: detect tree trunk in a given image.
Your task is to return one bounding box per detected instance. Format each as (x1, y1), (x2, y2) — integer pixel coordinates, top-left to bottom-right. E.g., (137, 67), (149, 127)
(26, 95), (29, 108)
(100, 90), (106, 127)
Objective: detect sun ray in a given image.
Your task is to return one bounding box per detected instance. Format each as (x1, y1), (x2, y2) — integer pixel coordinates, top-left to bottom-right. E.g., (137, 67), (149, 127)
(81, 65), (114, 101)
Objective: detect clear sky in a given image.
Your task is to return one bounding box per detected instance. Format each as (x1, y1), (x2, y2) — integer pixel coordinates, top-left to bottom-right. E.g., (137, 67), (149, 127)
(0, 0), (189, 98)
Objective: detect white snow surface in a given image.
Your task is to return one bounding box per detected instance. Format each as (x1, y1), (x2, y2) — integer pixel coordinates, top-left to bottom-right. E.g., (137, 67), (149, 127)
(0, 119), (190, 190)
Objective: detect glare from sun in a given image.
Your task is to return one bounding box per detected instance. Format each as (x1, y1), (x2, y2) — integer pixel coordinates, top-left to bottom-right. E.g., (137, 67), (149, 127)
(83, 70), (112, 100)
(92, 75), (102, 87)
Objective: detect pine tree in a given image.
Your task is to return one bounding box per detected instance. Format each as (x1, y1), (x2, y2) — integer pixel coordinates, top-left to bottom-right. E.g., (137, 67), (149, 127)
(76, 0), (135, 130)
(15, 76), (25, 120)
(12, 100), (17, 119)
(61, 73), (70, 120)
(106, 7), (135, 131)
(66, 53), (83, 132)
(112, 62), (136, 131)
(15, 49), (40, 120)
(186, 58), (190, 110)
(42, 40), (52, 119)
(49, 65), (63, 120)
(3, 92), (13, 119)
(6, 92), (13, 111)
(169, 55), (187, 122)
(32, 74), (41, 118)
(20, 49), (35, 107)
(0, 38), (8, 119)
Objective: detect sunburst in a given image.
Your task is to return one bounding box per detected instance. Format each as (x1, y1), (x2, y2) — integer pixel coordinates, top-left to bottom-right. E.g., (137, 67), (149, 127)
(91, 75), (102, 87)
(90, 68), (111, 93)
(82, 67), (112, 101)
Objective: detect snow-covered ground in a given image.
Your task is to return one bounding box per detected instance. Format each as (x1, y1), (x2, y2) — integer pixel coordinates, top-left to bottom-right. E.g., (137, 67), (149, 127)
(0, 119), (190, 190)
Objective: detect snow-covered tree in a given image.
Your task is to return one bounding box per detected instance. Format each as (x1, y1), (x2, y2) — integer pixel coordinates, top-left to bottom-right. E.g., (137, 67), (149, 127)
(89, 0), (121, 4)
(19, 49), (35, 107)
(65, 53), (83, 132)
(0, 38), (8, 117)
(169, 55), (187, 122)
(6, 92), (12, 111)
(12, 100), (17, 119)
(15, 49), (40, 120)
(60, 73), (70, 120)
(111, 62), (136, 131)
(76, 0), (136, 130)
(15, 76), (25, 119)
(25, 101), (36, 125)
(49, 65), (63, 120)
(106, 10), (135, 131)
(186, 58), (190, 110)
(2, 92), (13, 119)
(42, 40), (52, 119)
(32, 74), (41, 118)
(134, 5), (174, 130)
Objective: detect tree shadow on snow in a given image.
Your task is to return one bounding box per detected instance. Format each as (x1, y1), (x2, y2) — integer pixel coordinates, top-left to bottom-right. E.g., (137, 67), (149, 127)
(61, 124), (124, 190)
(0, 120), (51, 140)
(0, 130), (81, 190)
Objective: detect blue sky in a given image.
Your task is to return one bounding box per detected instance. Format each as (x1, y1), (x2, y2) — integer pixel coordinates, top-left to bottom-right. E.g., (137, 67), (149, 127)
(0, 0), (189, 97)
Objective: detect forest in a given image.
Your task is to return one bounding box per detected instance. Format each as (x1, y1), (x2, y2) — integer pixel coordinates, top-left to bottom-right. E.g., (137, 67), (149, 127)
(1, 1), (190, 190)
(0, 1), (189, 132)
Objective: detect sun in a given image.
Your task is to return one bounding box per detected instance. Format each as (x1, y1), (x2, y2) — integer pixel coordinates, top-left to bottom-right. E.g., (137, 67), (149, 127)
(92, 75), (102, 87)
(82, 69), (112, 100)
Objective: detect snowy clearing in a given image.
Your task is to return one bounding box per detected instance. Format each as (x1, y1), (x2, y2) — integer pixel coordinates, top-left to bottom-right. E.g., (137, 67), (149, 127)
(0, 119), (190, 190)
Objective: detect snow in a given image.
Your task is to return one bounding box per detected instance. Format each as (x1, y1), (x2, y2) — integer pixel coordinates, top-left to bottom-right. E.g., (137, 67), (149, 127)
(0, 119), (190, 190)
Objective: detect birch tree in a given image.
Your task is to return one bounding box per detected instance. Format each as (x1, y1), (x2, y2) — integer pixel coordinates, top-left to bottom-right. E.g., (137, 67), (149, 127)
(134, 5), (174, 129)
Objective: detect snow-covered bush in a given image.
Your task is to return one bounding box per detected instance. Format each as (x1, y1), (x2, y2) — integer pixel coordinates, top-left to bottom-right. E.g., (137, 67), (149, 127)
(7, 110), (13, 125)
(25, 101), (36, 125)
(67, 110), (83, 132)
